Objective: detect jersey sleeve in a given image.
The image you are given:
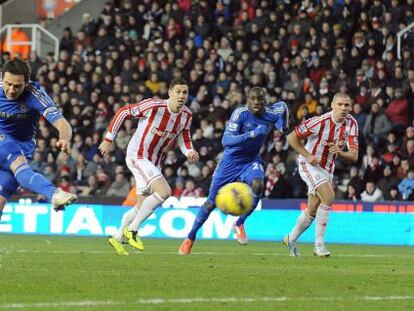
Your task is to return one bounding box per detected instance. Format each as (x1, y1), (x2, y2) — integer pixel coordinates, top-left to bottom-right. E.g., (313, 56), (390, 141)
(346, 119), (359, 150)
(222, 108), (251, 146)
(268, 101), (289, 132)
(104, 100), (148, 142)
(26, 82), (63, 124)
(294, 116), (320, 139)
(177, 112), (195, 156)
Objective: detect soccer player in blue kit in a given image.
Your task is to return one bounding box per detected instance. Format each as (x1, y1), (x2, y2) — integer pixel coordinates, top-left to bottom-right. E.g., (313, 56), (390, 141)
(0, 59), (77, 221)
(179, 87), (288, 254)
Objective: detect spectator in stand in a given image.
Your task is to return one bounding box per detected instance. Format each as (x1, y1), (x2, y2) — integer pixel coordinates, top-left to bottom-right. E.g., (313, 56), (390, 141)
(347, 166), (364, 197)
(361, 181), (384, 202)
(181, 177), (204, 198)
(398, 170), (414, 201)
(345, 184), (360, 201)
(385, 88), (410, 134)
(384, 186), (403, 201)
(106, 171), (130, 198)
(363, 102), (392, 150)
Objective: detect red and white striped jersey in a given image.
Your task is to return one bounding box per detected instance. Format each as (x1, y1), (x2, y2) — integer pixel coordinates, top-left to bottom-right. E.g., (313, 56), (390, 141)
(105, 98), (194, 167)
(295, 111), (359, 173)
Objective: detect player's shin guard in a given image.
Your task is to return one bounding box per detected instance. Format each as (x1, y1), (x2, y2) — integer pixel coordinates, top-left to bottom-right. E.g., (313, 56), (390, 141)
(235, 193), (260, 226)
(187, 203), (213, 241)
(289, 210), (314, 242)
(14, 164), (56, 201)
(128, 192), (164, 232)
(315, 204), (330, 246)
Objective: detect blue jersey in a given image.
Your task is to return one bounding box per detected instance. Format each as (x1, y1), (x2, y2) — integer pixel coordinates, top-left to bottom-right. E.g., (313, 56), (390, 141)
(0, 81), (63, 141)
(221, 101), (288, 163)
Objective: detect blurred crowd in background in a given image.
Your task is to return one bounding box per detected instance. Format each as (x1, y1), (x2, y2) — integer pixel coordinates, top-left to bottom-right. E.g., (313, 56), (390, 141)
(1, 0), (414, 203)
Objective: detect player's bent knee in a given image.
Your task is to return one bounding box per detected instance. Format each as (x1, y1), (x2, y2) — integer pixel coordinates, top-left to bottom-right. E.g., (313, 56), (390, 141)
(157, 186), (172, 201)
(9, 155), (28, 173)
(320, 193), (334, 206)
(251, 179), (264, 196)
(204, 201), (214, 210)
(0, 195), (7, 211)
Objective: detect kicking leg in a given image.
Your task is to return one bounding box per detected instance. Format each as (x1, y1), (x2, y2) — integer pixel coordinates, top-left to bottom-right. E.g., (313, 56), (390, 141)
(10, 156), (77, 210)
(234, 178), (264, 245)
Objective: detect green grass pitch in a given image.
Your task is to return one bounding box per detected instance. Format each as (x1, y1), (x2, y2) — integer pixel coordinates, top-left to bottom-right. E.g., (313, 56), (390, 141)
(0, 235), (413, 311)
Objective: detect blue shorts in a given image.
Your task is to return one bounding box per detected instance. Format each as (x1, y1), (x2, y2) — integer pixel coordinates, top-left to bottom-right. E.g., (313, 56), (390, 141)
(0, 133), (35, 199)
(206, 159), (265, 207)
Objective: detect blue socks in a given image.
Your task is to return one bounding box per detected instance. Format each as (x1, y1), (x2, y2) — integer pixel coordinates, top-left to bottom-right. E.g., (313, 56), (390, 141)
(14, 164), (56, 202)
(236, 194), (261, 226)
(187, 204), (213, 241)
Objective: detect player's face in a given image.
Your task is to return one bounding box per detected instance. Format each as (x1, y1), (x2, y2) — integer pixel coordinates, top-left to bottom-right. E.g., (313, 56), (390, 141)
(3, 72), (27, 100)
(168, 84), (189, 112)
(331, 96), (352, 122)
(247, 92), (266, 115)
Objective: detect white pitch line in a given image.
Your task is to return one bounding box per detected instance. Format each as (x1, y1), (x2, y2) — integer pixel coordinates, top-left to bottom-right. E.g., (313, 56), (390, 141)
(0, 249), (413, 258)
(1, 295), (414, 309)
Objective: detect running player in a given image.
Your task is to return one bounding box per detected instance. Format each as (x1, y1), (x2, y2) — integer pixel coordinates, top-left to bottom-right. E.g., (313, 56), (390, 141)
(99, 78), (199, 255)
(178, 87), (289, 254)
(284, 92), (359, 257)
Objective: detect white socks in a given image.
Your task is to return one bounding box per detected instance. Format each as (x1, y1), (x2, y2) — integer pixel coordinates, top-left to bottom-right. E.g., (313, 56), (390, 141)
(315, 203), (331, 246)
(114, 207), (138, 241)
(128, 192), (164, 232)
(289, 210), (314, 242)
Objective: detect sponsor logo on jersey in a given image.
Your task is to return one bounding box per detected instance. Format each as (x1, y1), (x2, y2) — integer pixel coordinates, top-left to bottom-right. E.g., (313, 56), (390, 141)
(18, 102), (29, 112)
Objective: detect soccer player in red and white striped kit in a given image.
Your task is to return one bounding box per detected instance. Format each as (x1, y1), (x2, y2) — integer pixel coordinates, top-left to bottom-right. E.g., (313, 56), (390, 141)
(284, 92), (359, 257)
(99, 78), (199, 255)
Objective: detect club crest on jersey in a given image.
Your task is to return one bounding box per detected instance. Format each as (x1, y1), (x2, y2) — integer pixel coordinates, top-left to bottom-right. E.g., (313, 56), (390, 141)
(0, 134), (4, 141)
(227, 122), (238, 131)
(131, 106), (140, 116)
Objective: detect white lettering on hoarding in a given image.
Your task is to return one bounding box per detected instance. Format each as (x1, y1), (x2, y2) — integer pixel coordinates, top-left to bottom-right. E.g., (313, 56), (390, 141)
(0, 205), (13, 232)
(66, 207), (103, 235)
(139, 213), (156, 236)
(203, 212), (236, 239)
(50, 210), (64, 233)
(14, 205), (48, 233)
(162, 196), (207, 209)
(159, 209), (195, 238)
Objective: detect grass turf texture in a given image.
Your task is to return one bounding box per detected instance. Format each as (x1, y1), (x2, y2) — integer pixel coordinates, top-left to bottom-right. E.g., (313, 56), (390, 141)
(0, 235), (413, 311)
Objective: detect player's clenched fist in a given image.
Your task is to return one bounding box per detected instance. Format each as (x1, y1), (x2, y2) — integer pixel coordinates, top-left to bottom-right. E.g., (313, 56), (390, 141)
(99, 140), (112, 156)
(187, 150), (199, 163)
(327, 142), (343, 156)
(250, 124), (268, 138)
(56, 139), (71, 154)
(306, 154), (320, 166)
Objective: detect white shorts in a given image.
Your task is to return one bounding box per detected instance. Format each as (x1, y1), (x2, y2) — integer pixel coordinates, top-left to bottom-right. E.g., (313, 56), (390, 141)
(126, 157), (162, 195)
(298, 159), (332, 195)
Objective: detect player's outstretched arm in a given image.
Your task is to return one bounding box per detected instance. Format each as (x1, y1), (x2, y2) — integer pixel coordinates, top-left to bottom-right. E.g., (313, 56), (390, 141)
(52, 118), (73, 154)
(222, 124), (268, 146)
(287, 131), (319, 165)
